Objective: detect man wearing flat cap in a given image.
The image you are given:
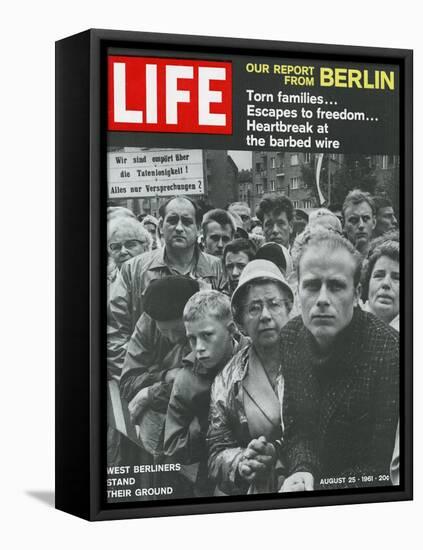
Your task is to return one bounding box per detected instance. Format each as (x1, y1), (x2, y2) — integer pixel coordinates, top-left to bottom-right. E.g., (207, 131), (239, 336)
(108, 196), (226, 376)
(120, 276), (199, 429)
(115, 276), (199, 498)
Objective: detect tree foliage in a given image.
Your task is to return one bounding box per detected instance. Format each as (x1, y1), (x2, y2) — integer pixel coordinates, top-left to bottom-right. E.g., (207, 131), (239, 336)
(238, 168), (252, 183)
(330, 155), (378, 206)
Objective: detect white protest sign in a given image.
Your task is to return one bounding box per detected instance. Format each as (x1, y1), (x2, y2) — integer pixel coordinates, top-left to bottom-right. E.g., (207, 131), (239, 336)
(108, 149), (204, 199)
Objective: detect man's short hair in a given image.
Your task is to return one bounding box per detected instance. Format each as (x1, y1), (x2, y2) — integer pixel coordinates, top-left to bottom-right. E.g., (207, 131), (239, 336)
(342, 189), (376, 218)
(223, 238), (257, 263)
(228, 201), (251, 213)
(361, 233), (400, 301)
(374, 195), (393, 213)
(309, 208), (334, 221)
(297, 229), (363, 288)
(202, 208), (236, 236)
(158, 195), (202, 226)
(256, 194), (294, 223)
(183, 290), (232, 323)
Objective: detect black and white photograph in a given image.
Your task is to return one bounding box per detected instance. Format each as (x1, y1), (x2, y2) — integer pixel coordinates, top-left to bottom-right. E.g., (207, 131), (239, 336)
(50, 28), (414, 525)
(106, 147), (401, 502)
(3, 1), (420, 549)
(100, 34), (409, 512)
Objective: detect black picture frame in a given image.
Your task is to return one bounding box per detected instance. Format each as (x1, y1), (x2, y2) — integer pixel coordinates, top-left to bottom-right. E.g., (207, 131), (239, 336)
(55, 28), (413, 521)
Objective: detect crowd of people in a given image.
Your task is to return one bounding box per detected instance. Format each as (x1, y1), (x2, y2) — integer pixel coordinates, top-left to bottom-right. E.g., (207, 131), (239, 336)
(106, 188), (400, 499)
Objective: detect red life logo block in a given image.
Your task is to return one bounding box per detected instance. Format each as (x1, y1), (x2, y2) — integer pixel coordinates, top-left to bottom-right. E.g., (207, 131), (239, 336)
(108, 56), (232, 134)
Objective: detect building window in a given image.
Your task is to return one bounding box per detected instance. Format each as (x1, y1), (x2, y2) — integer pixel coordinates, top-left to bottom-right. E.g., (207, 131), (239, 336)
(304, 153), (311, 163)
(256, 184), (263, 195)
(270, 180), (275, 192)
(303, 199), (313, 208)
(292, 200), (300, 208)
(290, 177), (300, 190)
(381, 155), (397, 169)
(271, 157), (276, 169)
(381, 155), (389, 169)
(255, 162), (262, 172)
(290, 154), (299, 166)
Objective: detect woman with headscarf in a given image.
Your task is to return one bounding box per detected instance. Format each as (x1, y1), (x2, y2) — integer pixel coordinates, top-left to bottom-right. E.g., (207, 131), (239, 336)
(207, 259), (293, 495)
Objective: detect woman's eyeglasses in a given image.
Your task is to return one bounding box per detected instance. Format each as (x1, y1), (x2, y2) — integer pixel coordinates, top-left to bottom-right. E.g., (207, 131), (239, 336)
(244, 298), (288, 318)
(109, 239), (145, 252)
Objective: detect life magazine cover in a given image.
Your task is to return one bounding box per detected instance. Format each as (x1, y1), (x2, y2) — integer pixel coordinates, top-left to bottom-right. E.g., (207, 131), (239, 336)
(105, 51), (400, 503)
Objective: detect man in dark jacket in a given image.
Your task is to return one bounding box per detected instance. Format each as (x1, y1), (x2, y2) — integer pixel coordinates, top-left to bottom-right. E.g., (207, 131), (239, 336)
(279, 230), (399, 492)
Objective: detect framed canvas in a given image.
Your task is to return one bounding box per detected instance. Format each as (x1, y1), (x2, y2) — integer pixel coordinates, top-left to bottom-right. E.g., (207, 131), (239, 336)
(55, 29), (412, 521)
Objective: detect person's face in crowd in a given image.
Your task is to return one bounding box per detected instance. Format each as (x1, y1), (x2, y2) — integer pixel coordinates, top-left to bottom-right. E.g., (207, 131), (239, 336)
(298, 245), (359, 350)
(225, 251), (251, 292)
(375, 206), (398, 237)
(241, 282), (291, 351)
(368, 255), (400, 324)
(108, 227), (150, 268)
(144, 222), (158, 249)
(343, 201), (376, 252)
(160, 198), (198, 251)
(185, 314), (235, 370)
(156, 319), (186, 344)
(251, 225), (264, 236)
(263, 210), (292, 248)
(204, 222), (233, 257)
(229, 205), (251, 232)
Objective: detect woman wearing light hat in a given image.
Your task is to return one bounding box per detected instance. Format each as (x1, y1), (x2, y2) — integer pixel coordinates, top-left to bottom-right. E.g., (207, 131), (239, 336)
(207, 259), (294, 495)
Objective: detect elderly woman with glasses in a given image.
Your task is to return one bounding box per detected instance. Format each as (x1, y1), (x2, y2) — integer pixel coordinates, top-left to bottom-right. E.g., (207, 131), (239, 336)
(207, 259), (293, 495)
(107, 216), (152, 287)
